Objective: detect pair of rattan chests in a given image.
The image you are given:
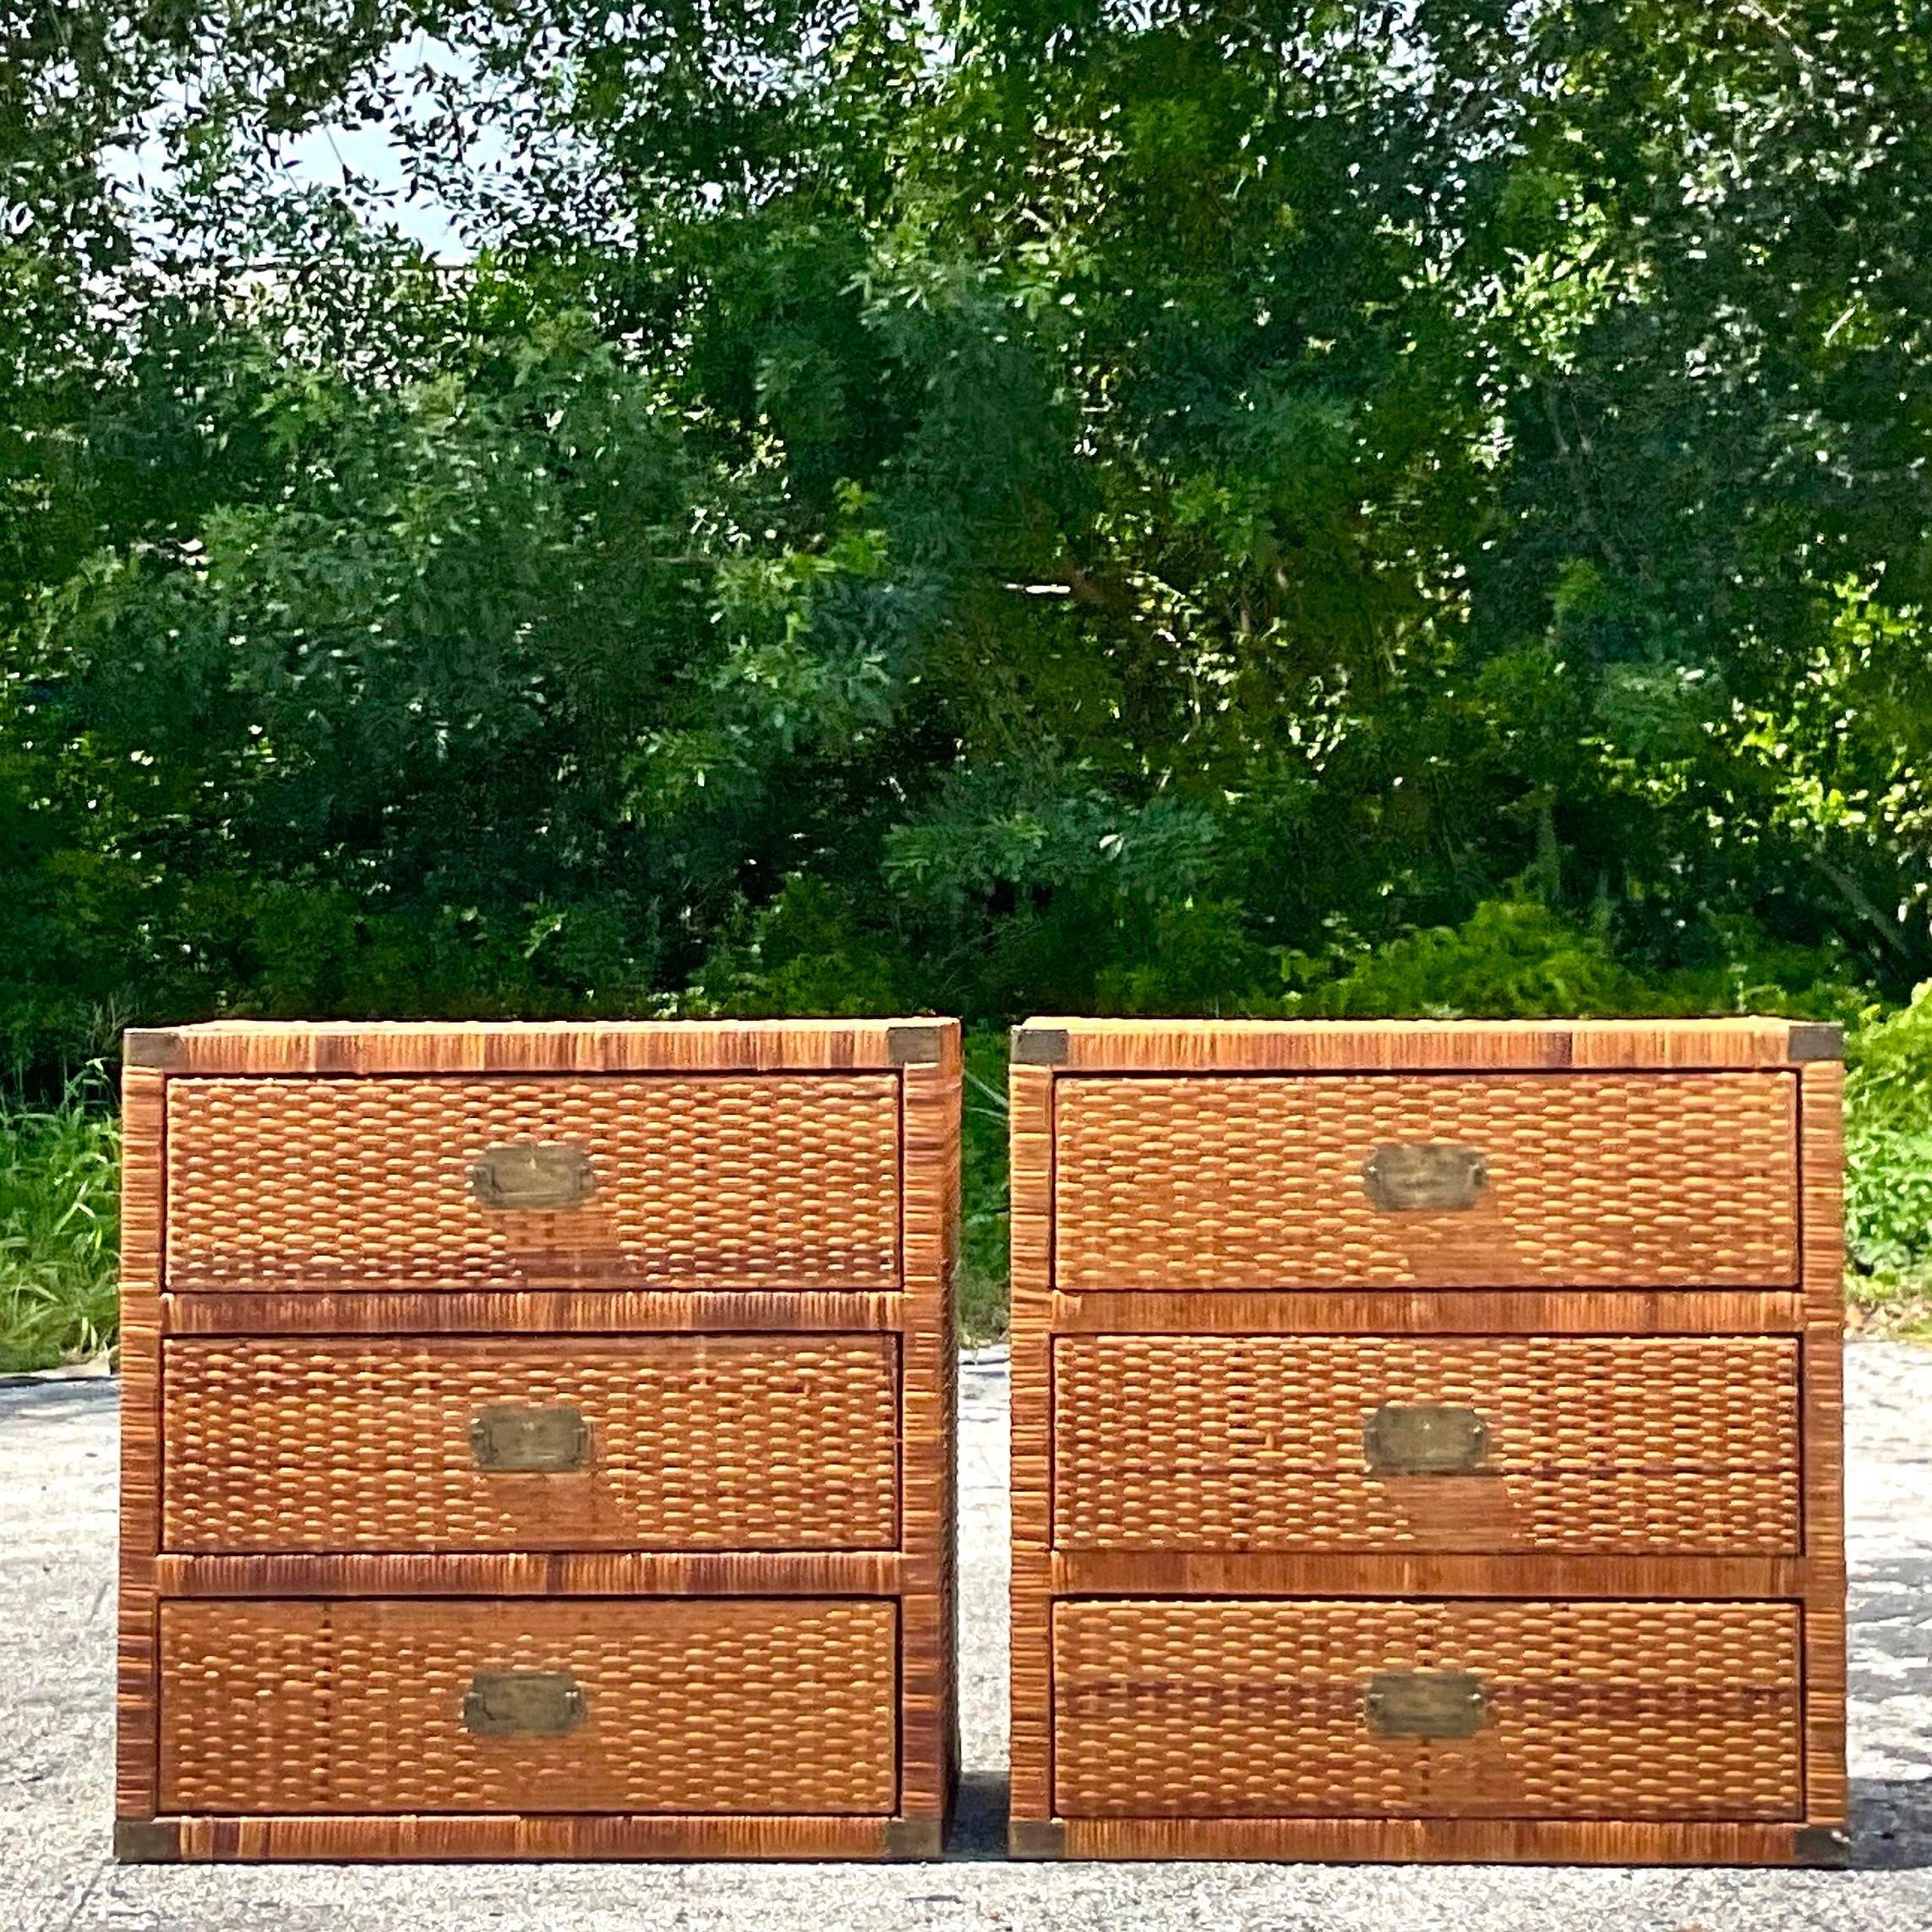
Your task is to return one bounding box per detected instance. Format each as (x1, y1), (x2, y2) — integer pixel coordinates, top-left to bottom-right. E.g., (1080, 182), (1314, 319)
(114, 1017), (1846, 1868)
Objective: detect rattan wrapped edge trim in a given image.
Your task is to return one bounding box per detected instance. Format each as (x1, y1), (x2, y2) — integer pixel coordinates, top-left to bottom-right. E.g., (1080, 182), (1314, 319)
(1007, 1061), (1057, 1828)
(898, 1052), (961, 1824)
(1019, 1817), (1847, 1865)
(162, 1291), (907, 1335)
(1798, 1060), (1848, 1823)
(115, 1813), (944, 1863)
(126, 1019), (961, 1078)
(1015, 1016), (1833, 1072)
(1051, 1292), (1808, 1334)
(116, 1067), (166, 1816)
(1050, 1554), (1823, 1600)
(158, 1553), (909, 1596)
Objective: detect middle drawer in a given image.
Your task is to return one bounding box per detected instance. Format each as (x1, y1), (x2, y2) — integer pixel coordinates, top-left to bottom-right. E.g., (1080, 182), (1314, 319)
(1054, 1334), (1802, 1555)
(161, 1335), (899, 1553)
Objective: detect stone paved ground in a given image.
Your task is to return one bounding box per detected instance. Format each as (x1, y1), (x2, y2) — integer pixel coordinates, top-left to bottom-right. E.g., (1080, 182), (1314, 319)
(3, 1345), (1929, 1931)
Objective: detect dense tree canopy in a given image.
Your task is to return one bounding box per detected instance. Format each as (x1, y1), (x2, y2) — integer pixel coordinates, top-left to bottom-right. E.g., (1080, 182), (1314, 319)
(4, 1), (1930, 1073)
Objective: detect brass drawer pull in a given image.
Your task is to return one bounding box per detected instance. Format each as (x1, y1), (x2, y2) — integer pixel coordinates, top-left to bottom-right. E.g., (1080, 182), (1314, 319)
(469, 1405), (592, 1472)
(1365, 1670), (1487, 1738)
(1364, 1403), (1489, 1476)
(1361, 1142), (1488, 1213)
(462, 1669), (587, 1737)
(468, 1143), (594, 1210)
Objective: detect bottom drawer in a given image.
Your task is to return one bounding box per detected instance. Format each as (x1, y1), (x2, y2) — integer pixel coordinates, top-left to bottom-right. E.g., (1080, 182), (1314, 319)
(159, 1598), (898, 1816)
(1053, 1598), (1802, 1821)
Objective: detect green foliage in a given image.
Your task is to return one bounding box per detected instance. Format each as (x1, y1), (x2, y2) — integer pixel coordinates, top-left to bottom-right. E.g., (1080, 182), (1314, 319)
(685, 877), (917, 1018)
(0, 1071), (121, 1372)
(1291, 901), (1692, 1020)
(1847, 984), (1932, 1291)
(1286, 899), (1863, 1024)
(958, 1025), (1011, 1341)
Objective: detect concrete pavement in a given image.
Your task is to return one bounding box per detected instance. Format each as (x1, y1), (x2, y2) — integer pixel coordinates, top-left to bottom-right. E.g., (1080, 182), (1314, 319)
(3, 1347), (1929, 1931)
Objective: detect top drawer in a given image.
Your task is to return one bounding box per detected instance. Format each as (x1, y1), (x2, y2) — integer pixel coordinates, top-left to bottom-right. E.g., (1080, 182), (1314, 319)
(1053, 1072), (1798, 1290)
(165, 1075), (901, 1291)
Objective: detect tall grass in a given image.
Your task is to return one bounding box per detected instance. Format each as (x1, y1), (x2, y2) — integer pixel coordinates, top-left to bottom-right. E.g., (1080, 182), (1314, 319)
(0, 1067), (122, 1373)
(958, 1026), (1012, 1341)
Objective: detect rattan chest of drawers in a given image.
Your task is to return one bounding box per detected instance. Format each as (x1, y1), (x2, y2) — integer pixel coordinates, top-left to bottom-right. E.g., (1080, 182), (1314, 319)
(1008, 1018), (1847, 1866)
(115, 1020), (959, 1864)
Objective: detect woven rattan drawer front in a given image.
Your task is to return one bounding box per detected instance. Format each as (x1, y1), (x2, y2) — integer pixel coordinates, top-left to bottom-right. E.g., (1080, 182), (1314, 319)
(164, 1075), (900, 1291)
(161, 1335), (899, 1553)
(1053, 1334), (1802, 1555)
(1053, 1072), (1798, 1289)
(1052, 1598), (1803, 1821)
(158, 1598), (898, 1816)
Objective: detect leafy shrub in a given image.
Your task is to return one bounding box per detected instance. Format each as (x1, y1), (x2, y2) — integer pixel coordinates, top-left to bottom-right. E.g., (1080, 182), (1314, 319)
(1846, 983), (1932, 1286)
(0, 1069), (121, 1372)
(684, 877), (915, 1018)
(1290, 900), (1687, 1018)
(1288, 898), (1860, 1023)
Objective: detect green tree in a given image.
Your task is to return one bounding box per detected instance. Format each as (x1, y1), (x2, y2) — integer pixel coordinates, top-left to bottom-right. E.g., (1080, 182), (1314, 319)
(4, 2), (1930, 1075)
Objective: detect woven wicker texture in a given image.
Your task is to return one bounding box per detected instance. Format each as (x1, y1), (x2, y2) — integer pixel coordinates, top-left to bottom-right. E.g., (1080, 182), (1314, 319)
(159, 1598), (898, 1816)
(1053, 1334), (1801, 1554)
(161, 1337), (898, 1553)
(1053, 1072), (1798, 1289)
(164, 1075), (900, 1291)
(1052, 1598), (1802, 1820)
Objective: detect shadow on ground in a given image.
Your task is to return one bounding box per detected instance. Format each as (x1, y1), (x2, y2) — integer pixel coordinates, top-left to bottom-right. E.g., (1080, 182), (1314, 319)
(947, 1771), (1010, 1858)
(0, 1376), (116, 1424)
(1851, 1779), (1932, 1869)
